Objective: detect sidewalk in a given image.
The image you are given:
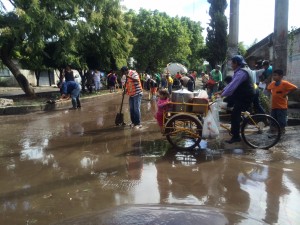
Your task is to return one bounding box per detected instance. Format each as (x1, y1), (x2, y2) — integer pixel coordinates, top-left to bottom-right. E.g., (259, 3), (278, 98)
(0, 86), (59, 98)
(0, 86), (115, 115)
(0, 85), (299, 120)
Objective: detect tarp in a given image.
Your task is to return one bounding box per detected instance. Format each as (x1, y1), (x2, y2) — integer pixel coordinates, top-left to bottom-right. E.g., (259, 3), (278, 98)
(164, 63), (188, 75)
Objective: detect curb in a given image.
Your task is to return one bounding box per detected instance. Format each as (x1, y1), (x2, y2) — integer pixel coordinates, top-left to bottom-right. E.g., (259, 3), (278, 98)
(0, 91), (119, 115)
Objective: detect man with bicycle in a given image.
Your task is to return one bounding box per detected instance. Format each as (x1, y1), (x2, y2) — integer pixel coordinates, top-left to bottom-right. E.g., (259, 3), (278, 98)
(216, 55), (255, 144)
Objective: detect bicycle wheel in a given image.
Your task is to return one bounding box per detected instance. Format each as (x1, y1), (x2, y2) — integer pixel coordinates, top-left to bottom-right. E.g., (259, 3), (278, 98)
(165, 114), (202, 150)
(241, 114), (281, 149)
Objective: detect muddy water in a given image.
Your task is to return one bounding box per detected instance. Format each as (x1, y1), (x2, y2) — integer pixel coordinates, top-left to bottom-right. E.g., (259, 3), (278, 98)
(0, 93), (300, 225)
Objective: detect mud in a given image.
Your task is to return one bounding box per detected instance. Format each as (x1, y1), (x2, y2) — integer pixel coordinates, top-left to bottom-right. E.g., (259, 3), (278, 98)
(0, 93), (299, 225)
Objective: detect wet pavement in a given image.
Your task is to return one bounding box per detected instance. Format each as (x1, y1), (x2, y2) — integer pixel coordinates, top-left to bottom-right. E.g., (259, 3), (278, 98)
(0, 92), (300, 225)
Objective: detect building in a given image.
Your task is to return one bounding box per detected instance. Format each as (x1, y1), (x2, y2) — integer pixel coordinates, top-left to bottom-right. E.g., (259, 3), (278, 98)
(245, 28), (300, 87)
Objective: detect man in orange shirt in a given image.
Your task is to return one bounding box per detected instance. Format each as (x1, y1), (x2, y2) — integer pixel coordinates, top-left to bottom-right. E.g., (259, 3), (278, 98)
(267, 69), (297, 133)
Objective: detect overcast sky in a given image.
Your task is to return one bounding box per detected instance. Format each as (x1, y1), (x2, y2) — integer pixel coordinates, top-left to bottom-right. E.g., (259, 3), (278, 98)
(122, 0), (300, 47)
(3, 0), (299, 47)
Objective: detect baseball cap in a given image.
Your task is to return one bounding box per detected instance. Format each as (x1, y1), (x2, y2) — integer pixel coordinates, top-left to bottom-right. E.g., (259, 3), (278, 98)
(231, 55), (247, 66)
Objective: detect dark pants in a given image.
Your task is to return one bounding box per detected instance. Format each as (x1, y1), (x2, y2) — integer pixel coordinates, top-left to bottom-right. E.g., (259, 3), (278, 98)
(253, 89), (265, 114)
(187, 80), (194, 92)
(231, 100), (252, 138)
(271, 109), (287, 128)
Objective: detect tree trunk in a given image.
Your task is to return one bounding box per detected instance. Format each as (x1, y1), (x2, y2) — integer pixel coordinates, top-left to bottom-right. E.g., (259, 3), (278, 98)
(3, 57), (35, 96)
(0, 45), (35, 97)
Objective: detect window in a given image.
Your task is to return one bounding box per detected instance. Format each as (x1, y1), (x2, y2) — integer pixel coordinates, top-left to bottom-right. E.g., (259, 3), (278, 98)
(0, 69), (10, 77)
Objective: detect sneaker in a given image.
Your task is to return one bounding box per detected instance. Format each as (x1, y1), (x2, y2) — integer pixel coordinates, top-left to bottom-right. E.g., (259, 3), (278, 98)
(69, 107), (77, 110)
(225, 137), (241, 144)
(134, 124), (142, 129)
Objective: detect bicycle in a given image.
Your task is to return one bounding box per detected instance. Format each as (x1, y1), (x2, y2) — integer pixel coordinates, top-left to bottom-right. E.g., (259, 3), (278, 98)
(162, 101), (281, 150)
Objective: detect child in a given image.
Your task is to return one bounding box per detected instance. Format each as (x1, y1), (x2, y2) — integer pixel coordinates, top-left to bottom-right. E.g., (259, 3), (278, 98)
(267, 69), (297, 133)
(149, 77), (158, 100)
(155, 89), (171, 133)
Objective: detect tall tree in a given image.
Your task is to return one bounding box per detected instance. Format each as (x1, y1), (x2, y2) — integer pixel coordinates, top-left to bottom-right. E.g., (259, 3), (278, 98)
(128, 9), (191, 73)
(180, 17), (205, 71)
(206, 0), (228, 69)
(0, 0), (133, 95)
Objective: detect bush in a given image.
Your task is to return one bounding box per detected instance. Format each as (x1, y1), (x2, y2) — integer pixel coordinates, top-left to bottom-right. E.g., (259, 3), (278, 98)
(259, 91), (271, 114)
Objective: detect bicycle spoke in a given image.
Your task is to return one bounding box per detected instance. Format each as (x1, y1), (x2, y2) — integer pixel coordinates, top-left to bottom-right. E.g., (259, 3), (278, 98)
(165, 114), (202, 150)
(241, 115), (281, 149)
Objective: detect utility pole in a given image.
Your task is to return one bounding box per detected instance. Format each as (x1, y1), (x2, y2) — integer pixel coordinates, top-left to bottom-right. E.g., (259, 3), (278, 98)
(226, 0), (239, 76)
(273, 0), (289, 73)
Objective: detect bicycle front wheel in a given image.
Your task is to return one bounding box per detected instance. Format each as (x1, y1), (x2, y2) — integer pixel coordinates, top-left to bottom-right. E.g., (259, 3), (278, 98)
(165, 114), (202, 150)
(241, 114), (281, 149)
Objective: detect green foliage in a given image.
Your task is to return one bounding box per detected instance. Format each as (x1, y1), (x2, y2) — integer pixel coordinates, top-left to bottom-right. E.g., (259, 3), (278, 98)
(1, 0), (205, 79)
(180, 17), (205, 71)
(288, 26), (298, 57)
(259, 91), (271, 114)
(128, 9), (199, 73)
(0, 0), (133, 73)
(206, 0), (228, 68)
(238, 42), (247, 56)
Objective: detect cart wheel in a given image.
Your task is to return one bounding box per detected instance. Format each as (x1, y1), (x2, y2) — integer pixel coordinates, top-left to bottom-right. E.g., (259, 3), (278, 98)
(165, 114), (202, 150)
(241, 114), (281, 149)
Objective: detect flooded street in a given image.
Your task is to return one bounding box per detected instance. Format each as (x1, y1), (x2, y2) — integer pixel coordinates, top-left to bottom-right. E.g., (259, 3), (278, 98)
(0, 93), (300, 225)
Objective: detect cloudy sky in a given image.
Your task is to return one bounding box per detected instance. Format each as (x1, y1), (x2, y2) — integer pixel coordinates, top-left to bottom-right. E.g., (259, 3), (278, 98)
(122, 0), (300, 47)
(3, 0), (299, 47)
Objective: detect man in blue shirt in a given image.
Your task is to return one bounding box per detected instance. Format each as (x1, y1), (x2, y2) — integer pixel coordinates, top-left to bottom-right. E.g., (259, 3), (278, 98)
(59, 81), (81, 109)
(219, 55), (255, 144)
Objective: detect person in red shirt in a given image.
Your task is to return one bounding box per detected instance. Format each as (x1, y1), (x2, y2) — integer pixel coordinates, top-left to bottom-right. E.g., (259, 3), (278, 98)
(175, 72), (182, 80)
(267, 69), (297, 133)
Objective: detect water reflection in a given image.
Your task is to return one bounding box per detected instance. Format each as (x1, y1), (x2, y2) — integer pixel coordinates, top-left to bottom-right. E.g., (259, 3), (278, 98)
(0, 94), (300, 225)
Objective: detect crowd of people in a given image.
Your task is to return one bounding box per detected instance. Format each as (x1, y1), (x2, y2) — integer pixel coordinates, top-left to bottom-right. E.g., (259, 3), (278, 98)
(57, 57), (298, 141)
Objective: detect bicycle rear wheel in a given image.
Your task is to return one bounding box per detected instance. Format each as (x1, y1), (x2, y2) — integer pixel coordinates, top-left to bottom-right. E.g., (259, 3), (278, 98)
(165, 114), (202, 150)
(241, 114), (281, 149)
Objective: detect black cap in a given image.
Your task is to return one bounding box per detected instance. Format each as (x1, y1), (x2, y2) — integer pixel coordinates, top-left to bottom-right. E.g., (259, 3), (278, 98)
(120, 66), (128, 73)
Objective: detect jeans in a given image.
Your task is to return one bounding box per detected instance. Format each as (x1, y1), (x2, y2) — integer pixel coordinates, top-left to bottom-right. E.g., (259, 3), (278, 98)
(95, 80), (100, 91)
(129, 93), (143, 125)
(71, 87), (81, 108)
(271, 109), (287, 128)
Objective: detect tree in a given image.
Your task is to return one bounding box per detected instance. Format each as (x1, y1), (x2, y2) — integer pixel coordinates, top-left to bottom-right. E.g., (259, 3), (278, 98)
(238, 42), (247, 56)
(0, 0), (133, 95)
(128, 9), (191, 73)
(205, 0), (228, 69)
(180, 17), (205, 71)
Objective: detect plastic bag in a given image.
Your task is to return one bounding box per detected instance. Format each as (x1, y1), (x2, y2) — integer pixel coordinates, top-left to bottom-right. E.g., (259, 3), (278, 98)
(202, 110), (219, 139)
(197, 90), (209, 99)
(210, 102), (220, 128)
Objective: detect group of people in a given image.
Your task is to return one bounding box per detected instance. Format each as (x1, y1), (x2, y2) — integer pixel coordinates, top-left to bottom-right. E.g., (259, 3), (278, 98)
(58, 57), (298, 144)
(118, 68), (198, 131)
(201, 65), (223, 99)
(84, 69), (120, 93)
(216, 55), (297, 143)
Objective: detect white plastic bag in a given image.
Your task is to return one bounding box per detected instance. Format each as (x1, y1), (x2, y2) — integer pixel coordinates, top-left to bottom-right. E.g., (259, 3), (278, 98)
(210, 102), (220, 128)
(197, 90), (209, 99)
(202, 111), (219, 139)
(258, 82), (266, 90)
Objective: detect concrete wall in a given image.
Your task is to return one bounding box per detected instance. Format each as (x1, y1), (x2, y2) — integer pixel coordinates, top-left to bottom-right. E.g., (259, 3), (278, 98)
(0, 62), (58, 87)
(246, 29), (300, 88)
(287, 30), (300, 87)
